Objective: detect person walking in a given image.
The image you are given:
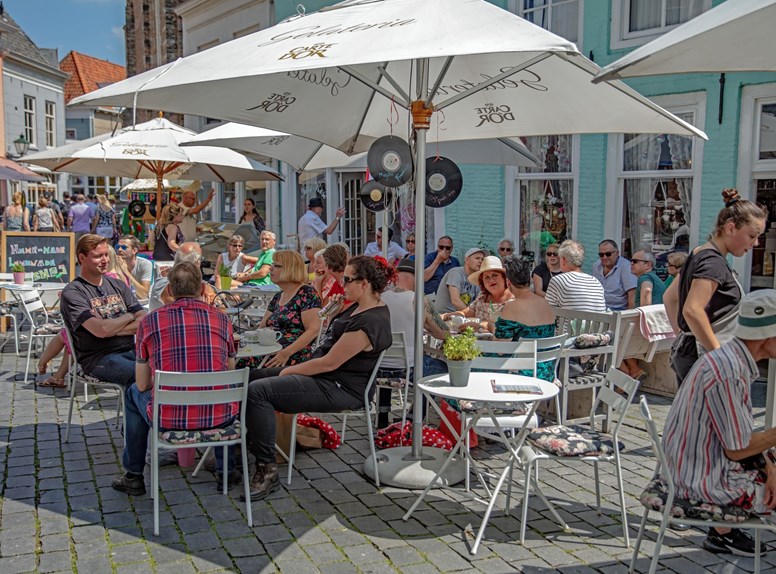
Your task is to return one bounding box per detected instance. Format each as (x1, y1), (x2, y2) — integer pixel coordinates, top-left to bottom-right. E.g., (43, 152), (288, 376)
(4, 192), (30, 232)
(33, 197), (60, 232)
(91, 194), (117, 242)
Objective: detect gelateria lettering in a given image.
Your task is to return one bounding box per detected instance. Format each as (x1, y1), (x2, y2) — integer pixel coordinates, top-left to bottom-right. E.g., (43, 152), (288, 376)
(475, 104), (515, 127)
(435, 69), (548, 98)
(286, 68), (351, 98)
(256, 20), (416, 48)
(247, 93), (297, 113)
(265, 135), (290, 146)
(279, 43), (334, 60)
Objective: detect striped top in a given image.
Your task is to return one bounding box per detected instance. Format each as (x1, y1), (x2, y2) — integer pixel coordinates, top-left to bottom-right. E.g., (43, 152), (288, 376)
(662, 338), (759, 505)
(545, 271), (606, 312)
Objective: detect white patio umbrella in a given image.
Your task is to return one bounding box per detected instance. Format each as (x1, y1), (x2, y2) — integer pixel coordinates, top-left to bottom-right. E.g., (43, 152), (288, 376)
(22, 117), (281, 219)
(183, 122), (544, 170)
(595, 0), (776, 81)
(70, 0), (706, 491)
(120, 178), (202, 194)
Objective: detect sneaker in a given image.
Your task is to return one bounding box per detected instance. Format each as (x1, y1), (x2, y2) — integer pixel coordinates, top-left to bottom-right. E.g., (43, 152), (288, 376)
(111, 473), (146, 496)
(703, 528), (767, 557)
(214, 469), (243, 490)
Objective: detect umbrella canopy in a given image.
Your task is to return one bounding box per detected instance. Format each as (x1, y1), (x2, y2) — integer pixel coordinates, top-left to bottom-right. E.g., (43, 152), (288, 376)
(22, 117), (281, 218)
(120, 178), (202, 194)
(70, 0), (705, 144)
(595, 0), (776, 81)
(0, 158), (45, 182)
(183, 122), (544, 170)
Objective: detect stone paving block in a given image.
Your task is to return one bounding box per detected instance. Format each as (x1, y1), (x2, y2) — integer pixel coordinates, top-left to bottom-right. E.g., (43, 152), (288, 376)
(147, 541), (189, 565)
(155, 560), (199, 574)
(0, 533), (37, 555)
(36, 549), (73, 573)
(233, 555), (273, 572)
(342, 542), (388, 564)
(189, 548), (234, 571)
(115, 561), (155, 574)
(264, 540), (306, 561)
(40, 534), (71, 553)
(222, 536), (265, 558)
(300, 541), (345, 563)
(72, 538), (111, 560)
(318, 561), (359, 574)
(110, 541), (150, 564)
(0, 553), (37, 574)
(383, 544), (426, 566)
(212, 518), (254, 540)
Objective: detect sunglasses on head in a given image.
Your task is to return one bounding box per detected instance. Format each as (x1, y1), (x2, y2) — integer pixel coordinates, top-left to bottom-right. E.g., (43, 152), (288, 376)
(438, 245), (452, 251)
(598, 251), (615, 258)
(343, 275), (363, 284)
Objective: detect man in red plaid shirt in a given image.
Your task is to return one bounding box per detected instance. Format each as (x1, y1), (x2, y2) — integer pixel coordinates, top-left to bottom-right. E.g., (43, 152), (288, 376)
(112, 262), (239, 496)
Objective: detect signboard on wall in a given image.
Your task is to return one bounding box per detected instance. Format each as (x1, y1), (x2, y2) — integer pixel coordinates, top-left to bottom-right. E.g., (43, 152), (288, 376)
(1, 232), (75, 283)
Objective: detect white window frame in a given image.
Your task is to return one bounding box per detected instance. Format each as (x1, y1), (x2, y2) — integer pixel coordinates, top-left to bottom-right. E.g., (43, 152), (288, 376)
(606, 92), (706, 257)
(45, 101), (56, 148)
(611, 0), (711, 50)
(23, 95), (36, 147)
(509, 0), (583, 48)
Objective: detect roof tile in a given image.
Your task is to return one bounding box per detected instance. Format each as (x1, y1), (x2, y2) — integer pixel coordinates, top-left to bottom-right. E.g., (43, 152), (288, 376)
(60, 51), (126, 104)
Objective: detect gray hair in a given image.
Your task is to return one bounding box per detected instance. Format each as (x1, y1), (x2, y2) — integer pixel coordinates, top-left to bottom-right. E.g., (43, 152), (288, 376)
(260, 230), (277, 241)
(635, 249), (656, 267)
(498, 238), (515, 250)
(558, 240), (585, 268)
(174, 242), (203, 265)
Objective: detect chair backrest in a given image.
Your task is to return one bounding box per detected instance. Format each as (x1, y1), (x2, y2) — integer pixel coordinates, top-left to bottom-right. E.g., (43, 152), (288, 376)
(17, 289), (49, 322)
(590, 367), (641, 436)
(554, 307), (621, 372)
(518, 333), (567, 379)
(474, 339), (537, 375)
(380, 331), (410, 371)
(365, 350), (388, 402)
(152, 368), (251, 435)
(62, 327), (81, 381)
(639, 395), (674, 497)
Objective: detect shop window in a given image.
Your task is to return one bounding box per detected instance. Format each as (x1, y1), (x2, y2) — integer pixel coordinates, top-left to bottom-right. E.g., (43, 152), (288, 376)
(515, 0), (582, 45)
(612, 0), (710, 49)
(759, 103), (776, 161)
(222, 183), (236, 223)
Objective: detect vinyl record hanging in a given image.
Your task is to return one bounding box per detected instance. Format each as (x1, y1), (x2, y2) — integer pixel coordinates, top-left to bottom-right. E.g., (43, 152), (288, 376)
(359, 181), (393, 212)
(425, 157), (463, 208)
(128, 199), (147, 218)
(149, 199), (166, 219)
(367, 135), (413, 187)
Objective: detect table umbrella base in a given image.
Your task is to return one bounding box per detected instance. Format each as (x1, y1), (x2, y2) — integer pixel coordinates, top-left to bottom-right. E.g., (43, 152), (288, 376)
(363, 446), (466, 489)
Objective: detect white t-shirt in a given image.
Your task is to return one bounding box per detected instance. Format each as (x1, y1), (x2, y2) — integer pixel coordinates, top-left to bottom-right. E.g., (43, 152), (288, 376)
(131, 257), (154, 285)
(364, 241), (408, 262)
(297, 210), (327, 254)
(179, 206), (198, 242)
(380, 289), (415, 369)
(545, 271), (607, 312)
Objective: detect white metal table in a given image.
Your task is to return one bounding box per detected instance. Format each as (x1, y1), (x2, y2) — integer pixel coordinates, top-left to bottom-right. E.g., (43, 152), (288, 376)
(236, 341), (283, 368)
(402, 372), (565, 554)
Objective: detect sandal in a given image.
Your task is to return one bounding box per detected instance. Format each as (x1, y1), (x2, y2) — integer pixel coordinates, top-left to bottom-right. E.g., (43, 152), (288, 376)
(39, 377), (66, 388)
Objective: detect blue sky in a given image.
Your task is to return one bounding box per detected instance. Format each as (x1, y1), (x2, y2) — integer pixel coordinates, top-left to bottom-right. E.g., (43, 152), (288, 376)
(5, 0), (126, 66)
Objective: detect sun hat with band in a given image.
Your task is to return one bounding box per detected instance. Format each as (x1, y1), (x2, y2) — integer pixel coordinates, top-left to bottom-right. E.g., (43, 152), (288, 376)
(468, 255), (506, 285)
(734, 289), (776, 340)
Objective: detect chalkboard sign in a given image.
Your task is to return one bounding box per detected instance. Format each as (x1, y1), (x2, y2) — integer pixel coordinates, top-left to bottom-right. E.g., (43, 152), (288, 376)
(1, 232), (75, 283)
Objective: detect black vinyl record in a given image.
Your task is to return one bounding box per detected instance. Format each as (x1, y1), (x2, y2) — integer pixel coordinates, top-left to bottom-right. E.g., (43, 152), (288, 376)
(359, 181), (393, 212)
(367, 135), (413, 187)
(425, 157), (463, 208)
(149, 200), (165, 218)
(128, 199), (146, 218)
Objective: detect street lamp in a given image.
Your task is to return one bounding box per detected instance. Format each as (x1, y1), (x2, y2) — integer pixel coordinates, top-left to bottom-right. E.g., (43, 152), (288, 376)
(13, 134), (29, 157)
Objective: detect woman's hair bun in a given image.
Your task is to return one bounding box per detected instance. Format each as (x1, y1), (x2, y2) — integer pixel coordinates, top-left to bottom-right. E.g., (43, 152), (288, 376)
(721, 188), (740, 207)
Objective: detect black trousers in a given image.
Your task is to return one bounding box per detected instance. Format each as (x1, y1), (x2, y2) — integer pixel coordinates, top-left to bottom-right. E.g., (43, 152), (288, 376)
(246, 368), (363, 464)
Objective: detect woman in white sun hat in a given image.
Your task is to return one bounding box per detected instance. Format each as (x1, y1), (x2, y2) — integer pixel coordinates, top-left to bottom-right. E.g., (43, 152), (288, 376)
(442, 255), (513, 332)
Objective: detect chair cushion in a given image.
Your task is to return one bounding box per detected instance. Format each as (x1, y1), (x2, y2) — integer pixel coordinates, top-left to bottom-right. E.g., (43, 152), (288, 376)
(160, 421), (241, 444)
(640, 476), (750, 523)
(568, 371), (607, 388)
(458, 399), (530, 416)
(33, 323), (62, 335)
(376, 377), (408, 389)
(527, 424), (624, 456)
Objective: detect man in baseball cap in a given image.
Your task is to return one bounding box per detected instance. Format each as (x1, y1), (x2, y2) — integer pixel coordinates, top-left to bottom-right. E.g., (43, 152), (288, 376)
(433, 247), (485, 314)
(660, 289), (776, 556)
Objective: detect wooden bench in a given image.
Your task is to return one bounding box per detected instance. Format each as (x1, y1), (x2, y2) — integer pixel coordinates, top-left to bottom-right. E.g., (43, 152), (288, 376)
(616, 308), (676, 398)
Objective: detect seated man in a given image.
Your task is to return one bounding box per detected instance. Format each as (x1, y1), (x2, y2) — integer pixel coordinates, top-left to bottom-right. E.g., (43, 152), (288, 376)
(112, 262), (239, 495)
(545, 240), (606, 312)
(117, 234), (153, 300)
(434, 247), (485, 314)
(364, 226), (407, 263)
(61, 234), (146, 387)
(661, 290), (776, 556)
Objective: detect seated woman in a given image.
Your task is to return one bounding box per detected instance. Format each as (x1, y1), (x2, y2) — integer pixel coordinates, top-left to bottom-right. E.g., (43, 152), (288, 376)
(243, 255), (393, 500)
(214, 234), (257, 290)
(239, 250), (321, 369)
(493, 255), (556, 381)
(443, 256), (513, 333)
(319, 243), (348, 308)
(303, 237), (328, 283)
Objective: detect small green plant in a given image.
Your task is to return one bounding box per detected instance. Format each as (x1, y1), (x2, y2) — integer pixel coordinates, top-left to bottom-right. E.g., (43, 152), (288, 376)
(218, 264), (231, 277)
(10, 262), (24, 273)
(442, 327), (482, 362)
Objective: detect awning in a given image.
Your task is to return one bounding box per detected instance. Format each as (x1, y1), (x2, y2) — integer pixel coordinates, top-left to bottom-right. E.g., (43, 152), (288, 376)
(0, 158), (45, 182)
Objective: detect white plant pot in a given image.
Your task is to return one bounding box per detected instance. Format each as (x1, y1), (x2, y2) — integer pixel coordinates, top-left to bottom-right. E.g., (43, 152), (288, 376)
(446, 360), (472, 387)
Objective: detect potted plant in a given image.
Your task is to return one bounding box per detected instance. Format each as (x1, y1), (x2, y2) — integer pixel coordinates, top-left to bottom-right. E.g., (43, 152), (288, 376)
(10, 262), (25, 285)
(442, 327), (481, 387)
(218, 264), (232, 291)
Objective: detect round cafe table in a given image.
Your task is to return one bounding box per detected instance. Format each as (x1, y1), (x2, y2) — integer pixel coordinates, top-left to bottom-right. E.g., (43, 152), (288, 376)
(236, 341), (283, 368)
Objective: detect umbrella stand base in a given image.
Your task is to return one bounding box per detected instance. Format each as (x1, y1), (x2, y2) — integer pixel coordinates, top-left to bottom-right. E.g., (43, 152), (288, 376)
(363, 446), (466, 489)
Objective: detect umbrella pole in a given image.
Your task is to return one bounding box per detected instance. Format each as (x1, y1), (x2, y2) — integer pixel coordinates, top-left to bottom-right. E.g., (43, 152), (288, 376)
(156, 172), (163, 223)
(363, 60), (465, 488)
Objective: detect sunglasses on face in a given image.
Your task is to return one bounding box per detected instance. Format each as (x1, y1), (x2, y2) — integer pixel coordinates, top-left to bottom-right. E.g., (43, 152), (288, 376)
(598, 251), (616, 258)
(546, 251), (559, 256)
(116, 244), (129, 251)
(630, 258), (648, 264)
(270, 264), (283, 269)
(499, 247), (513, 252)
(438, 245), (452, 251)
(343, 275), (363, 284)
(406, 239), (415, 244)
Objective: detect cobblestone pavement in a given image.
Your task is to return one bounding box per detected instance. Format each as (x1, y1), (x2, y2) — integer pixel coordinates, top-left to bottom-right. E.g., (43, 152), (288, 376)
(1, 344), (775, 573)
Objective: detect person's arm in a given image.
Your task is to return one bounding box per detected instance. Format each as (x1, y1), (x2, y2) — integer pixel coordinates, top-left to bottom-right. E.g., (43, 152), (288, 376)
(237, 263), (271, 284)
(128, 271), (151, 300)
(533, 274), (546, 298)
(447, 285), (468, 311)
(627, 288), (636, 309)
(640, 281), (653, 307)
(187, 188), (216, 216)
(90, 211), (98, 233)
(281, 329), (369, 376)
(81, 311), (137, 338)
(241, 253), (259, 266)
(22, 209), (30, 232)
(265, 308), (321, 368)
(135, 360), (152, 392)
(682, 278), (719, 351)
(663, 274), (680, 335)
(32, 213), (39, 232)
(67, 212), (73, 231)
(423, 254), (444, 282)
(214, 254), (225, 290)
(323, 206), (346, 236)
(724, 427), (776, 461)
(424, 296), (450, 341)
(165, 224), (181, 253)
(52, 213), (61, 232)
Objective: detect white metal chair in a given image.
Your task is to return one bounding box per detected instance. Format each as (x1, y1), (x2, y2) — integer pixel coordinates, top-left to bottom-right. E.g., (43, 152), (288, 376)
(17, 289), (63, 384)
(151, 368), (252, 536)
(284, 350), (386, 487)
(519, 367), (640, 546)
(63, 327), (125, 443)
(374, 332), (412, 430)
(630, 396), (776, 574)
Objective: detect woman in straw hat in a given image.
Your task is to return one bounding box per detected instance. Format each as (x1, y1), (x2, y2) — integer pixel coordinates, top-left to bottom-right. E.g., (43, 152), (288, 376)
(443, 255), (513, 333)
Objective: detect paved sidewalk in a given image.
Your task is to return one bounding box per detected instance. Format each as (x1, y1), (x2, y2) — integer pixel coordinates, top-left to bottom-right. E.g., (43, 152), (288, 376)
(0, 345), (775, 573)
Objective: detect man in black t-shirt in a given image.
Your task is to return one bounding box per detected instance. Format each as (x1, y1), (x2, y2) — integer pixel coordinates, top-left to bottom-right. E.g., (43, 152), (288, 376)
(61, 234), (146, 387)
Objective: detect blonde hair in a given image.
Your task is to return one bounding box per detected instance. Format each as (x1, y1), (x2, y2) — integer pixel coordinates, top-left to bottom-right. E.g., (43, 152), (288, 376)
(37, 197), (48, 208)
(106, 245), (121, 273)
(156, 204), (183, 237)
(12, 192), (23, 206)
(272, 250), (307, 284)
(97, 194), (111, 208)
(303, 237), (327, 254)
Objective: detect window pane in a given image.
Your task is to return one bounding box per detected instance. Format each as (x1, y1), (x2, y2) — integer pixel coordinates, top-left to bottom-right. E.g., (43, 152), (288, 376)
(222, 183), (236, 223)
(521, 134), (573, 174)
(523, 0), (549, 8)
(759, 103), (776, 160)
(629, 0), (661, 32)
(622, 177), (691, 263)
(551, 1), (578, 43)
(666, 0), (704, 26)
(519, 179), (572, 266)
(623, 112), (694, 171)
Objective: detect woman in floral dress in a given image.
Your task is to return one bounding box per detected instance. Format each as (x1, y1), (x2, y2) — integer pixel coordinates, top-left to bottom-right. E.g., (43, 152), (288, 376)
(238, 250), (321, 369)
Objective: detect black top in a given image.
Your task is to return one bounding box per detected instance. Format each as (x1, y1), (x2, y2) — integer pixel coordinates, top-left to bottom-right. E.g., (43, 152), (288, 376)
(314, 304), (392, 398)
(532, 262), (563, 292)
(677, 247), (740, 333)
(61, 276), (143, 374)
(153, 225), (183, 261)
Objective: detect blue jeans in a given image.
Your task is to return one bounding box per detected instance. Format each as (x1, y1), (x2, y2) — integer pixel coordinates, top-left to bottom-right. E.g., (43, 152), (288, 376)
(423, 355), (448, 377)
(89, 350), (137, 388)
(122, 383), (233, 475)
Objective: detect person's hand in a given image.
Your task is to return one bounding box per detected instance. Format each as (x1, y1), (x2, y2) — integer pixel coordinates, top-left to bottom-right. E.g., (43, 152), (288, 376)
(335, 206), (346, 219)
(461, 321), (483, 332)
(207, 188), (216, 200)
(765, 465), (776, 509)
(265, 348), (292, 368)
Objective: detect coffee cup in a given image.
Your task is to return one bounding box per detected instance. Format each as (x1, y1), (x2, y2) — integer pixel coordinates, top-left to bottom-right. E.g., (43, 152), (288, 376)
(257, 328), (281, 345)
